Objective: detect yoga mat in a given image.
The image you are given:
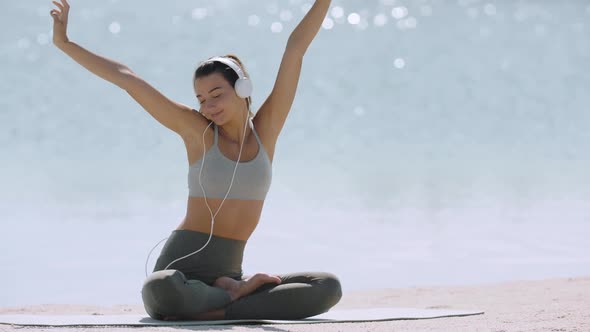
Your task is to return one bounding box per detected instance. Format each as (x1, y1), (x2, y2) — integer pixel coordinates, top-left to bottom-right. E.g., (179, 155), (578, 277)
(0, 307), (484, 327)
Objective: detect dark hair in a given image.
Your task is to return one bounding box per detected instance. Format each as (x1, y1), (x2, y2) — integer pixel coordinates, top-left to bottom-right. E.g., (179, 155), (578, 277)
(193, 54), (252, 111)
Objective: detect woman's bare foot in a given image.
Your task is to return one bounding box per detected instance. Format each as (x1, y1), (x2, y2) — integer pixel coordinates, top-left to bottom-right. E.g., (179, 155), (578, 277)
(213, 273), (281, 302)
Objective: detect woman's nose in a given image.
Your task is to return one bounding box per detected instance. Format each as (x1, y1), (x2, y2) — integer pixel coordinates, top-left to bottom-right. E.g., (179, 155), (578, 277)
(204, 101), (217, 111)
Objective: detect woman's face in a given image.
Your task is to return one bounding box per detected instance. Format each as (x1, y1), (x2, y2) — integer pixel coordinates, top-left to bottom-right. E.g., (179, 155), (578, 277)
(194, 72), (238, 123)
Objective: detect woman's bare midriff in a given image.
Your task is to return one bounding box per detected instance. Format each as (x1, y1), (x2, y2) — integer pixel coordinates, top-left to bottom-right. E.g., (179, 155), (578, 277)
(177, 197), (265, 241)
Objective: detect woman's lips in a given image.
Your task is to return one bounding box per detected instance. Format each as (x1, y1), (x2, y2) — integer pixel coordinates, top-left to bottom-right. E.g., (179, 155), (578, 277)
(211, 110), (222, 118)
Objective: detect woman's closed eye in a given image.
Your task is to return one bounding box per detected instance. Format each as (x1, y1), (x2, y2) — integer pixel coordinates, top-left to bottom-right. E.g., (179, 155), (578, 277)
(199, 94), (221, 104)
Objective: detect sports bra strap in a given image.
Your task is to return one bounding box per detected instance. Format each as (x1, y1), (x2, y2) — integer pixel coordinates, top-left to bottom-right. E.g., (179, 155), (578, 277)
(250, 118), (262, 145)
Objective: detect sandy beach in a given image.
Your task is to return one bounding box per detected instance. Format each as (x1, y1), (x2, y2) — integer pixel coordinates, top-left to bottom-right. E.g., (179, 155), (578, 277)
(1, 276), (588, 332)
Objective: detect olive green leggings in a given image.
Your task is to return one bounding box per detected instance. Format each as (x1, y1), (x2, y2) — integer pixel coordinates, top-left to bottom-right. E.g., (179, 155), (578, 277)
(141, 230), (342, 320)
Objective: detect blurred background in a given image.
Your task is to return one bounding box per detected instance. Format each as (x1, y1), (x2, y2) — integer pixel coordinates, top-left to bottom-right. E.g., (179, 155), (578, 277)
(1, 0), (589, 306)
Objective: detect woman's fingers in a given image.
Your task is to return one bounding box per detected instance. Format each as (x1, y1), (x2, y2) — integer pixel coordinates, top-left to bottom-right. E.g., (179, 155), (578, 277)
(50, 9), (62, 21)
(51, 0), (70, 14)
(50, 9), (61, 21)
(50, 0), (70, 24)
(50, 0), (70, 44)
(50, 2), (64, 22)
(61, 0), (71, 12)
(52, 1), (63, 11)
(60, 0), (70, 23)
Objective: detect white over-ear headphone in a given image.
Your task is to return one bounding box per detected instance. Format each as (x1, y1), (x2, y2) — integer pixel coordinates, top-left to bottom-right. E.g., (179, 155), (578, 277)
(144, 56), (253, 277)
(204, 56), (253, 99)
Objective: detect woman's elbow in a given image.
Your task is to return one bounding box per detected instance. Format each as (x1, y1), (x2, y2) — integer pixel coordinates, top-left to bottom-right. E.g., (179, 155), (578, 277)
(113, 66), (137, 90)
(285, 39), (307, 58)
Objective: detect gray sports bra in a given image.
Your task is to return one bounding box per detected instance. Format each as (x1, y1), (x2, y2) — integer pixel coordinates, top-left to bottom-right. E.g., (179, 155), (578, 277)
(187, 121), (272, 200)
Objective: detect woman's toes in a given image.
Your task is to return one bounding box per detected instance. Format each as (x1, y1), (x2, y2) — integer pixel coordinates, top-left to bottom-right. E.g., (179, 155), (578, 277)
(252, 273), (281, 284)
(212, 273), (282, 302)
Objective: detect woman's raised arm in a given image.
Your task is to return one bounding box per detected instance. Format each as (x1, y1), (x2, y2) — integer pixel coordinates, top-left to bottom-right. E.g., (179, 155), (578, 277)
(50, 0), (198, 137)
(287, 0), (332, 56)
(255, 0), (332, 142)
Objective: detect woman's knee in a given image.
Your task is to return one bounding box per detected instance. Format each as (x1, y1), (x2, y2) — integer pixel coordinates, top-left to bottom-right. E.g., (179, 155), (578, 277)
(142, 270), (232, 320)
(142, 270), (187, 319)
(314, 272), (343, 310)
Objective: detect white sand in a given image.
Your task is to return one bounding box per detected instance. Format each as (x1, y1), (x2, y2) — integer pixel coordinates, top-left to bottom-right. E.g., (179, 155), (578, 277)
(1, 276), (588, 332)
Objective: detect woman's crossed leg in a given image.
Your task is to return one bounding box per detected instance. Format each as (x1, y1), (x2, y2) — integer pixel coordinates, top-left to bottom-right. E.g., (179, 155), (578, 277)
(141, 270), (342, 320)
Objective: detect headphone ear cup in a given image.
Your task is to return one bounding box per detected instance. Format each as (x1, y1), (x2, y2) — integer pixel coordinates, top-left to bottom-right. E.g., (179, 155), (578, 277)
(235, 77), (253, 99)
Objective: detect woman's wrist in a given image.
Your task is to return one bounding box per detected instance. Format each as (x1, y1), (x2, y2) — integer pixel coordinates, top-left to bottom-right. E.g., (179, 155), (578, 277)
(54, 37), (71, 50)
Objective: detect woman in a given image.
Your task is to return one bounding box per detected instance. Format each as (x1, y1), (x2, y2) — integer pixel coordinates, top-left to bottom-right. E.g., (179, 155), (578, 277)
(50, 0), (341, 321)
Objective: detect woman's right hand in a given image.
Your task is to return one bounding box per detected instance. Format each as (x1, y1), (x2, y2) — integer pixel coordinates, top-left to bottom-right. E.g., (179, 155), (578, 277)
(50, 0), (70, 46)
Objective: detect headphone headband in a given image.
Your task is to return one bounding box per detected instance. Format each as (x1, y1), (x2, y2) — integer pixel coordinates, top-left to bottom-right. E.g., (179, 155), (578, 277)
(206, 57), (246, 80)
